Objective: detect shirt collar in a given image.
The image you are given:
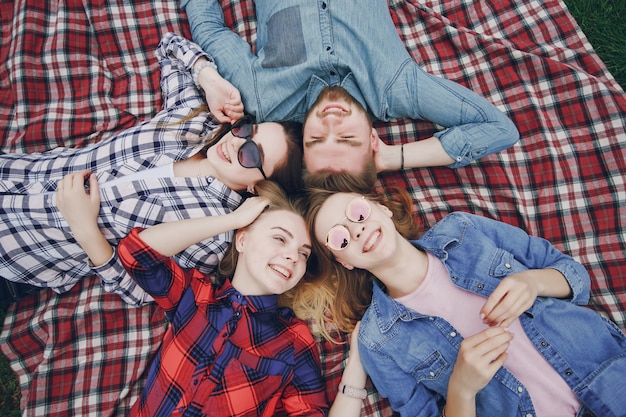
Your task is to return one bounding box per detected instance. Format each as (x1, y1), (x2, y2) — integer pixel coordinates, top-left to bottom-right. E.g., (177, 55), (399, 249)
(214, 279), (279, 314)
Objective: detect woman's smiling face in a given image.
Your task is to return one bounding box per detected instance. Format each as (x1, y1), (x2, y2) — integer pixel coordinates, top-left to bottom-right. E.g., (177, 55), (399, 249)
(206, 122), (289, 191)
(233, 209), (311, 296)
(314, 192), (396, 271)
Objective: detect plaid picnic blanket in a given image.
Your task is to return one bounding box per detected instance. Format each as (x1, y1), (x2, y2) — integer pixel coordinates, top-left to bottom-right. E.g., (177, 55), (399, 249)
(1, 0), (625, 415)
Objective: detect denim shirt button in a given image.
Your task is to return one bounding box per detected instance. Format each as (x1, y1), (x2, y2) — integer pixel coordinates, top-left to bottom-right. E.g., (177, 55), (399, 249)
(476, 283), (484, 290)
(525, 414), (533, 417)
(505, 263), (511, 268)
(429, 371), (435, 377)
(517, 386), (523, 393)
(456, 156), (462, 161)
(540, 341), (547, 347)
(565, 370), (572, 376)
(449, 331), (457, 337)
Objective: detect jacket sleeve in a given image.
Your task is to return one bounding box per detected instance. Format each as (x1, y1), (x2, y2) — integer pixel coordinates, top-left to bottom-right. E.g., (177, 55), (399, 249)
(179, 0), (259, 118)
(156, 32), (216, 111)
(450, 212), (591, 304)
(358, 322), (443, 417)
(389, 64), (519, 168)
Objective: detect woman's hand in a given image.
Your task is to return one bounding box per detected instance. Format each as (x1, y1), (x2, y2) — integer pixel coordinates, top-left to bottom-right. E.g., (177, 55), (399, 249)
(480, 272), (539, 328)
(449, 326), (511, 397)
(195, 59), (244, 123)
(56, 170), (113, 267)
(56, 170), (101, 240)
(229, 196), (271, 229)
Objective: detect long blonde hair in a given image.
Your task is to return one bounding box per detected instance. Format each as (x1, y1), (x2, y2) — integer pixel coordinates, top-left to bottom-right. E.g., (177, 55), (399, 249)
(216, 180), (310, 283)
(283, 172), (422, 342)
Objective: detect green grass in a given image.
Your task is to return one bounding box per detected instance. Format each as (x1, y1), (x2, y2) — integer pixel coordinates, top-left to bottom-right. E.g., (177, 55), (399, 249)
(564, 0), (626, 89)
(0, 2), (624, 416)
(0, 302), (21, 417)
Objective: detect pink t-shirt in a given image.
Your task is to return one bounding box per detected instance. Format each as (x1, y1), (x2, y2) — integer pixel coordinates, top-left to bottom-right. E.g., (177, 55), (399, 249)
(395, 253), (580, 416)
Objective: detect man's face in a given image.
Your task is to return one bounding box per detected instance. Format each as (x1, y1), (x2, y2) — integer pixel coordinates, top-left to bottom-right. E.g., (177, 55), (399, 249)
(302, 87), (377, 174)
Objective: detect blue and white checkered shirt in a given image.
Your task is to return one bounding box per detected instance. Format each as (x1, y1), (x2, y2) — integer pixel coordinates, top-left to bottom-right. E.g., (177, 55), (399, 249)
(0, 34), (242, 306)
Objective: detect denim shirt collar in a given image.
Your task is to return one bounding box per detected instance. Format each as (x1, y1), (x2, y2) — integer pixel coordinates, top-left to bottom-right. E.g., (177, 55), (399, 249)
(370, 281), (425, 333)
(306, 73), (369, 117)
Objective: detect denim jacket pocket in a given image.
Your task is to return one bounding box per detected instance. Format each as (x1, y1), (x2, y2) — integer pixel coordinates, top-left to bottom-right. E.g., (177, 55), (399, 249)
(412, 351), (448, 384)
(489, 248), (524, 277)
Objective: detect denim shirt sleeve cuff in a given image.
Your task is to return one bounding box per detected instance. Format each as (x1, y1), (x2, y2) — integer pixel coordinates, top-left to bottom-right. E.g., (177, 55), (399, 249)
(549, 260), (591, 304)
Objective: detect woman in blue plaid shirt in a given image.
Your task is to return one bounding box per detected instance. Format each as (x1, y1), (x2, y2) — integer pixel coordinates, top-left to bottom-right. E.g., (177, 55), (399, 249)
(0, 33), (302, 306)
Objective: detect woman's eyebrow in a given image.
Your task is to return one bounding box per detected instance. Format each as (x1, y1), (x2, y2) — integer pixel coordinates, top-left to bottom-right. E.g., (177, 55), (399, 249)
(272, 226), (312, 250)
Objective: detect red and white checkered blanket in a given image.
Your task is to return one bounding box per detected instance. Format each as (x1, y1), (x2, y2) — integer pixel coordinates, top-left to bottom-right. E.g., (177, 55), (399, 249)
(1, 0), (625, 415)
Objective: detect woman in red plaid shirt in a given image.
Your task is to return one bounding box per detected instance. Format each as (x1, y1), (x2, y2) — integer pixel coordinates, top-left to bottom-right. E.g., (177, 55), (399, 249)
(58, 179), (367, 416)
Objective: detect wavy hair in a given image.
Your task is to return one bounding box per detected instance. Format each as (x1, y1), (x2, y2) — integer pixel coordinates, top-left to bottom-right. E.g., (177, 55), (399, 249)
(282, 172), (423, 342)
(216, 180), (314, 285)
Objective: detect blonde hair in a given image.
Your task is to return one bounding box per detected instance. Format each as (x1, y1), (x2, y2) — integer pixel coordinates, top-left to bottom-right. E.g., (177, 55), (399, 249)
(283, 172), (422, 342)
(216, 180), (310, 284)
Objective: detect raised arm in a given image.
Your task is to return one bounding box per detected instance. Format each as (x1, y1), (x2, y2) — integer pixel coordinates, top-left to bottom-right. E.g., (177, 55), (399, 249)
(136, 196), (269, 257)
(179, 0), (259, 117)
(378, 65), (519, 171)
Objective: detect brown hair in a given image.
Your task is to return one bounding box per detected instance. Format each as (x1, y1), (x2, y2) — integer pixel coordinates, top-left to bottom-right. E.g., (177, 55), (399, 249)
(302, 159), (377, 195)
(283, 172), (422, 342)
(179, 106), (304, 195)
(215, 180), (313, 284)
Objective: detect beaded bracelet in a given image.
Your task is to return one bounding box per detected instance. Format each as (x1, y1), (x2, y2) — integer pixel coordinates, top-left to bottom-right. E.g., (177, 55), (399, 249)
(192, 59), (217, 88)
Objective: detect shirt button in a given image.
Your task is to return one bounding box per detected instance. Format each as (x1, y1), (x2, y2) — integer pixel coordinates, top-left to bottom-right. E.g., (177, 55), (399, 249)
(517, 386), (523, 393)
(235, 311), (241, 318)
(505, 263), (511, 268)
(456, 156), (462, 162)
(321, 2), (327, 9)
(540, 341), (547, 347)
(476, 283), (484, 290)
(429, 371), (435, 377)
(525, 414), (533, 417)
(450, 332), (457, 337)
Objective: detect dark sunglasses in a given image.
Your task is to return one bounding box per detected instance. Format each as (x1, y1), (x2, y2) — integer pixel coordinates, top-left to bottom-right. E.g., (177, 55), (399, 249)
(229, 116), (267, 179)
(325, 196), (372, 251)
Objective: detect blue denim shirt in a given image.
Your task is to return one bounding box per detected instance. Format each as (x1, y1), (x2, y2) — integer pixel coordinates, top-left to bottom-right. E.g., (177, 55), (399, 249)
(359, 212), (626, 417)
(181, 0), (519, 168)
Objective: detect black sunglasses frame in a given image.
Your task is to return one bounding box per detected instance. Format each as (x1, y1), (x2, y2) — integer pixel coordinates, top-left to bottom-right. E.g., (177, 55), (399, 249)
(216, 116), (267, 179)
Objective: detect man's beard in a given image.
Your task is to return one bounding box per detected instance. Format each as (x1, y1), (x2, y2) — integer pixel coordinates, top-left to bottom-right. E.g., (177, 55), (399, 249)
(305, 85), (367, 120)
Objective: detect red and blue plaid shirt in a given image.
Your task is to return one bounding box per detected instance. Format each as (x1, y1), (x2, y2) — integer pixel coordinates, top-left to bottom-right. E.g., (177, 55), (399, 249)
(118, 227), (328, 417)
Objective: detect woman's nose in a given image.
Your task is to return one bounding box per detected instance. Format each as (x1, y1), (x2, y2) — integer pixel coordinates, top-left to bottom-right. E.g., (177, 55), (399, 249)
(350, 223), (365, 240)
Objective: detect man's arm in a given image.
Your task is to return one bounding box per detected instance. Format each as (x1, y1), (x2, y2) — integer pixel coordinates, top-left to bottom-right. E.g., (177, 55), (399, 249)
(180, 0), (259, 116)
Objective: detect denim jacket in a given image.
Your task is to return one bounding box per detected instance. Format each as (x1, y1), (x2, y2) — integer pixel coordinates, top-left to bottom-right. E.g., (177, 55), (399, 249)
(181, 0), (519, 168)
(359, 212), (626, 417)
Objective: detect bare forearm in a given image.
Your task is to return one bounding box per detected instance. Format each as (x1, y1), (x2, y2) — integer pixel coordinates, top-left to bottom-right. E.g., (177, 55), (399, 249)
(328, 355), (368, 417)
(73, 226), (114, 267)
(526, 268), (572, 298)
(138, 214), (240, 257)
